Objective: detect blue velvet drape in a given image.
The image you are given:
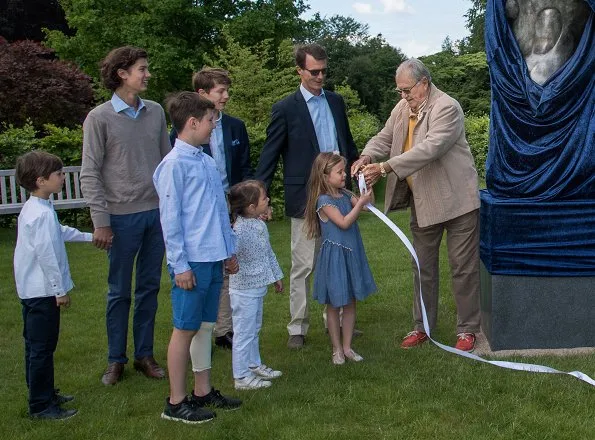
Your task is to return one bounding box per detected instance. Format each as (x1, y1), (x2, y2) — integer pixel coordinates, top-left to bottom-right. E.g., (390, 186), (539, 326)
(481, 0), (595, 276)
(485, 0), (595, 200)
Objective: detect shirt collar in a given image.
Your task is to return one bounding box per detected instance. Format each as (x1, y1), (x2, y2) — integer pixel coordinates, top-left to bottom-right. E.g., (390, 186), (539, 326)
(409, 97), (428, 121)
(174, 138), (203, 155)
(300, 84), (326, 102)
(111, 93), (145, 113)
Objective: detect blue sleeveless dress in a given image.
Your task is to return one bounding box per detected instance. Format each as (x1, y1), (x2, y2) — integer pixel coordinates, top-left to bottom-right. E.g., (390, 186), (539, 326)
(313, 192), (377, 308)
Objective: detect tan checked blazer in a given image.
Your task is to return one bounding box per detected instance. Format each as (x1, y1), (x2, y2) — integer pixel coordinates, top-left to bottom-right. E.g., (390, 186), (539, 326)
(362, 84), (480, 228)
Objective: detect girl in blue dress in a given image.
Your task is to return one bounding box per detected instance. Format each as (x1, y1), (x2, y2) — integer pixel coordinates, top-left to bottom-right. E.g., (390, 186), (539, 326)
(304, 153), (377, 365)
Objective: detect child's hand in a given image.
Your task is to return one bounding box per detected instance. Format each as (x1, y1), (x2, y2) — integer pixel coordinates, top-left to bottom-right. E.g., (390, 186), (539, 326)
(358, 188), (373, 206)
(225, 255), (239, 274)
(259, 206), (273, 222)
(56, 294), (71, 309)
(274, 280), (284, 293)
(175, 270), (196, 290)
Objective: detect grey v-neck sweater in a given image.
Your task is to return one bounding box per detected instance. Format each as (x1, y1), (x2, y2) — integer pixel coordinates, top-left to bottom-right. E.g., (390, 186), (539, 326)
(81, 99), (171, 228)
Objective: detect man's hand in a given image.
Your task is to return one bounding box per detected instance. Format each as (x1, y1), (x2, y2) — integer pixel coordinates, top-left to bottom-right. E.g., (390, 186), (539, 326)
(93, 226), (113, 250)
(362, 163), (383, 188)
(56, 294), (71, 309)
(175, 270), (196, 290)
(274, 280), (284, 293)
(350, 155), (372, 177)
(225, 255), (239, 274)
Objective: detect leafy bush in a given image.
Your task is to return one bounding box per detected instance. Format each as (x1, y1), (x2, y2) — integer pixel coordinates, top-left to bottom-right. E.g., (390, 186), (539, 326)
(0, 122), (83, 169)
(465, 114), (490, 179)
(0, 38), (94, 128)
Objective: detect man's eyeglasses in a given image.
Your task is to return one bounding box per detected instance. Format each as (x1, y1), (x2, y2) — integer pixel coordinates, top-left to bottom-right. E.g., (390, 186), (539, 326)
(303, 68), (328, 77)
(395, 79), (422, 95)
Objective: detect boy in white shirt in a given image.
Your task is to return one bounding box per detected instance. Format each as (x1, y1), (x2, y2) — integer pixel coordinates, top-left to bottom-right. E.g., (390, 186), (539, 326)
(13, 151), (92, 420)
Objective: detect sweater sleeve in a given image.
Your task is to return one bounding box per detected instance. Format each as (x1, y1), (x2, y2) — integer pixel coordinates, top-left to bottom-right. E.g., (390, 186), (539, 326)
(81, 112), (111, 228)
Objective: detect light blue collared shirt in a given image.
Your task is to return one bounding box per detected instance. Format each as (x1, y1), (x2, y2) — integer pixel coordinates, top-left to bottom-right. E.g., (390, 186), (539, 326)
(111, 93), (146, 119)
(209, 117), (229, 192)
(300, 84), (338, 153)
(153, 139), (236, 274)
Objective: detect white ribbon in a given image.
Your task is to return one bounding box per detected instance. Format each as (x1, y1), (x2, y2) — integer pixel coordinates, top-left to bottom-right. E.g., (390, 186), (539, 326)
(357, 173), (595, 387)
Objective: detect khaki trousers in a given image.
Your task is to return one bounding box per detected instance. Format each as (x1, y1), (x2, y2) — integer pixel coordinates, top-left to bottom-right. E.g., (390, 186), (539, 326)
(214, 273), (232, 337)
(288, 217), (320, 336)
(410, 205), (481, 334)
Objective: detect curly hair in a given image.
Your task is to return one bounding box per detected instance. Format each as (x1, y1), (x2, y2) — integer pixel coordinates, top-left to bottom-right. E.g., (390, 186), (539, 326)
(100, 46), (148, 92)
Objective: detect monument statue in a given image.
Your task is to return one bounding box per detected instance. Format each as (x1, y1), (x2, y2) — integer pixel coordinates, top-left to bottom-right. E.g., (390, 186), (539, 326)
(506, 0), (590, 84)
(480, 0), (595, 350)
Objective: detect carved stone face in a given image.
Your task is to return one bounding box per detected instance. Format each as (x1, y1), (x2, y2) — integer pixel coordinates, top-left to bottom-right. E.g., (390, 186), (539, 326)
(506, 0), (590, 84)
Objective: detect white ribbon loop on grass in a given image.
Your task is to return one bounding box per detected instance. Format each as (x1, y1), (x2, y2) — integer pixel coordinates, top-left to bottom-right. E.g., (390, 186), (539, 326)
(357, 173), (595, 387)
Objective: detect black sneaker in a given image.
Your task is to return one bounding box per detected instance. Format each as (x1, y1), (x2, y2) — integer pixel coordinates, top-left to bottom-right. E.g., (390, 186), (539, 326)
(161, 397), (215, 424)
(53, 389), (74, 405)
(31, 405), (78, 420)
(190, 388), (242, 411)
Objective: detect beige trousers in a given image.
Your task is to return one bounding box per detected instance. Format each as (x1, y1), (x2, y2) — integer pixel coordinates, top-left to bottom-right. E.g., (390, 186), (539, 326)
(410, 205), (481, 335)
(288, 217), (320, 336)
(213, 273), (232, 337)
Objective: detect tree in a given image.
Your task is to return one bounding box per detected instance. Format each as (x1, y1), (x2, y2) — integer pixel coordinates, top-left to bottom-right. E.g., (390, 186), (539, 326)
(0, 0), (71, 41)
(458, 0), (487, 54)
(420, 50), (490, 115)
(0, 38), (94, 128)
(45, 0), (235, 102)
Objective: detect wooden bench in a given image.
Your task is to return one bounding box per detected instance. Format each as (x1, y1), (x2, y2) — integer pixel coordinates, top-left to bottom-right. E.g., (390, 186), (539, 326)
(0, 166), (87, 215)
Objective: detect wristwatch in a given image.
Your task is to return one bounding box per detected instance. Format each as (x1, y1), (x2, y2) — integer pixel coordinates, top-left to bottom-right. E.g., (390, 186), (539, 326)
(379, 162), (387, 178)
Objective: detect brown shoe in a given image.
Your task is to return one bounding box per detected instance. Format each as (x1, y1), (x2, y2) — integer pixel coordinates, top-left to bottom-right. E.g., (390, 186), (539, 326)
(287, 335), (305, 349)
(133, 356), (165, 379)
(101, 362), (124, 386)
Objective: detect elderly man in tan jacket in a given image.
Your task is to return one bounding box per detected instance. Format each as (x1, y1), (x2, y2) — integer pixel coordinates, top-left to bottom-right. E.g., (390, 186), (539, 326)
(352, 58), (480, 352)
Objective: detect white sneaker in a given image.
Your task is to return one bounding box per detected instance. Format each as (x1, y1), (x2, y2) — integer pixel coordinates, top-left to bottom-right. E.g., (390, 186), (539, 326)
(249, 364), (282, 379)
(234, 375), (272, 390)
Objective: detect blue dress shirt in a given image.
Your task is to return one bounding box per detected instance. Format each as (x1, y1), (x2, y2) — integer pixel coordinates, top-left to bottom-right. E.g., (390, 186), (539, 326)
(110, 93), (146, 119)
(209, 117), (229, 192)
(153, 139), (236, 274)
(300, 84), (338, 153)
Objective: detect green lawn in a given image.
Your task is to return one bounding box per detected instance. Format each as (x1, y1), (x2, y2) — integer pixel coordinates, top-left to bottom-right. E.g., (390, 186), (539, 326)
(1, 210), (594, 440)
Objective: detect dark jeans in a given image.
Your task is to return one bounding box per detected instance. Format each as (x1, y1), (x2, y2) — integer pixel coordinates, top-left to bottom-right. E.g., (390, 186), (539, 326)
(106, 209), (165, 364)
(22, 296), (60, 414)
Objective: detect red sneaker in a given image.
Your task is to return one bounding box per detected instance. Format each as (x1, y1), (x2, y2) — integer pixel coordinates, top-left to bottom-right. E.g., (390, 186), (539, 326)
(455, 333), (476, 352)
(400, 331), (428, 349)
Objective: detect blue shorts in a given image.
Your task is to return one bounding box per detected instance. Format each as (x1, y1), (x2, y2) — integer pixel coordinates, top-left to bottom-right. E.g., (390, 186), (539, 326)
(169, 261), (223, 331)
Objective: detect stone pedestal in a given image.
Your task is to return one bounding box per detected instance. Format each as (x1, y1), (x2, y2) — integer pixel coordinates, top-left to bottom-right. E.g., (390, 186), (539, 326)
(480, 262), (595, 350)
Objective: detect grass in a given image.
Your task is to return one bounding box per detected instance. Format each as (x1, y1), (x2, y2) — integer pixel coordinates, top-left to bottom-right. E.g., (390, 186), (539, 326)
(1, 209), (595, 440)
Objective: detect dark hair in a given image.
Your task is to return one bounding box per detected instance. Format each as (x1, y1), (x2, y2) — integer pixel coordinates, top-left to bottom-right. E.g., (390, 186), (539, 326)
(229, 180), (266, 222)
(192, 67), (231, 92)
(15, 151), (63, 192)
(295, 43), (327, 68)
(100, 46), (148, 91)
(165, 91), (215, 133)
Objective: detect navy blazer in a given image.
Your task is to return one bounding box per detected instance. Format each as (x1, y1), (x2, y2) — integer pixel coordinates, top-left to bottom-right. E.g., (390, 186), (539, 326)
(169, 113), (254, 186)
(255, 88), (359, 218)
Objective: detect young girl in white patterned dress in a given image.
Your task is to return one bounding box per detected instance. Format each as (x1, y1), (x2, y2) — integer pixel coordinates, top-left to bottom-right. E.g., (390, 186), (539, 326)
(304, 153), (376, 365)
(228, 180), (284, 390)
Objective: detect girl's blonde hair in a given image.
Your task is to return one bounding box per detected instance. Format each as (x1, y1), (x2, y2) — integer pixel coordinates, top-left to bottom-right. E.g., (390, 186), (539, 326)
(304, 152), (347, 239)
(229, 179), (266, 222)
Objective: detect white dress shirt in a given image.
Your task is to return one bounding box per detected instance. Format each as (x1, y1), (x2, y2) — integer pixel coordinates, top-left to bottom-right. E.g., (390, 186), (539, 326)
(14, 196), (92, 299)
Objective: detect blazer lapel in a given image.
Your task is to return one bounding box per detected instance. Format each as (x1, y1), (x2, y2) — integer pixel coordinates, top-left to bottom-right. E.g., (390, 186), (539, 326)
(221, 115), (232, 180)
(294, 89), (320, 153)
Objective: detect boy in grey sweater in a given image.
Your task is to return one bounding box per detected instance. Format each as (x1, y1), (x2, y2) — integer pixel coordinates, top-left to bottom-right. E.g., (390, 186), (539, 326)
(81, 46), (171, 386)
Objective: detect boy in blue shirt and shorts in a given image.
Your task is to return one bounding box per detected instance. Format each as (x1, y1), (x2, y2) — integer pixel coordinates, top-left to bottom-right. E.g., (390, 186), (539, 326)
(153, 91), (242, 424)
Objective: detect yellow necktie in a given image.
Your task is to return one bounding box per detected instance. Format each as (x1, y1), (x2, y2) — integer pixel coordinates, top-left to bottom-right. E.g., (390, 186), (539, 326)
(403, 115), (417, 188)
